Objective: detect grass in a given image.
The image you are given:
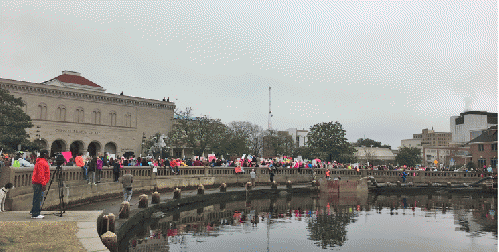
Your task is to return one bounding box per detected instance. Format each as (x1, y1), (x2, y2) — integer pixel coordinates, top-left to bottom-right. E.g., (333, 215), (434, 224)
(0, 221), (85, 252)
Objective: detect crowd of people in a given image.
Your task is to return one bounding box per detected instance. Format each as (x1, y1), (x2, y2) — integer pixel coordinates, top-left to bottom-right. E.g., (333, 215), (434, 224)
(2, 151), (496, 176)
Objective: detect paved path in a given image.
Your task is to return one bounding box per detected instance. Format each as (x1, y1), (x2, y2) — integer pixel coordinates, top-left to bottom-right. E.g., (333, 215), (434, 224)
(0, 210), (108, 252)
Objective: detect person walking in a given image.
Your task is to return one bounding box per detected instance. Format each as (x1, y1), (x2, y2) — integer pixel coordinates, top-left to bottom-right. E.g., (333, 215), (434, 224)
(250, 169), (256, 187)
(88, 156), (97, 185)
(31, 150), (50, 219)
(269, 168), (275, 183)
(401, 171), (407, 183)
(122, 171), (133, 202)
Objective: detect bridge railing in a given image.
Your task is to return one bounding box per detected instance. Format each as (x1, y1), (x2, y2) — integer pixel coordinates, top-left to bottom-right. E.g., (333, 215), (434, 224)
(2, 165), (494, 198)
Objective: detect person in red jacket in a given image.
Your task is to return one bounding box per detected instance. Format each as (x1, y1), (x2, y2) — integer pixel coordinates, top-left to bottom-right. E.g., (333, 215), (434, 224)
(31, 150), (50, 219)
(169, 158), (177, 175)
(75, 153), (86, 181)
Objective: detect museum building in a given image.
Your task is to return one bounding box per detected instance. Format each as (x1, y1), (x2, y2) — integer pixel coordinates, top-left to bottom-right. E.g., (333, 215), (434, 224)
(0, 71), (175, 157)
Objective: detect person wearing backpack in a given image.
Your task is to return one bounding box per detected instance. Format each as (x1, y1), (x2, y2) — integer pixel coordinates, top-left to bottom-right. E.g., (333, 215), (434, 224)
(121, 170), (133, 202)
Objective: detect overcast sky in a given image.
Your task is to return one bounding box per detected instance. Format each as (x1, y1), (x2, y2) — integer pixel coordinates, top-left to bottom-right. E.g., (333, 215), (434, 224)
(2, 1), (497, 149)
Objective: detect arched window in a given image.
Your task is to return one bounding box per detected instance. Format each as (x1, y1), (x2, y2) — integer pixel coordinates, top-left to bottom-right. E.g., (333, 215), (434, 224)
(109, 111), (117, 126)
(124, 113), (132, 127)
(92, 110), (101, 124)
(37, 103), (47, 120)
(56, 105), (66, 121)
(75, 107), (84, 123)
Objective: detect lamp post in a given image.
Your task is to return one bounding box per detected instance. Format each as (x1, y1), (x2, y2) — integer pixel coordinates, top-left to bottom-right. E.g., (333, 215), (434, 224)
(140, 132), (146, 157)
(35, 126), (41, 140)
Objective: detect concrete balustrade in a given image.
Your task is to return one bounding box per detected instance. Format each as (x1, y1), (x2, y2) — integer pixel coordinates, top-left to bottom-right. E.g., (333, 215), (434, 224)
(151, 192), (160, 204)
(138, 194), (148, 208)
(220, 183), (227, 192)
(0, 165), (495, 211)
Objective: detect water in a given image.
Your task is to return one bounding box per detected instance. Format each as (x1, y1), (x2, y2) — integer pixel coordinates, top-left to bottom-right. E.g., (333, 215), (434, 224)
(124, 193), (497, 252)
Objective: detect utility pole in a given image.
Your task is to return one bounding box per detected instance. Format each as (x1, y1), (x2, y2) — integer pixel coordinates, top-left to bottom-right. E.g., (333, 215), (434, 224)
(268, 86), (272, 130)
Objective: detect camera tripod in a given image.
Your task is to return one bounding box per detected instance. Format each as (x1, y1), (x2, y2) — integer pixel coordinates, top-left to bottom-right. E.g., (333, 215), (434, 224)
(41, 164), (66, 217)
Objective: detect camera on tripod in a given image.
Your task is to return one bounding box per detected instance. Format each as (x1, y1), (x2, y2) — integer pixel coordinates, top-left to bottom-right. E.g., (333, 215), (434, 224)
(55, 153), (66, 167)
(41, 152), (66, 217)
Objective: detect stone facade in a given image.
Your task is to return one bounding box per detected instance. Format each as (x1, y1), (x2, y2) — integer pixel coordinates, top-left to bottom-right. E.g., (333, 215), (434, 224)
(413, 128), (452, 147)
(0, 71), (175, 157)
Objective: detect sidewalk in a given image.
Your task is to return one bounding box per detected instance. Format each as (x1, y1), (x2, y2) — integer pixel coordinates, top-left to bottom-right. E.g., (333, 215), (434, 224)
(0, 210), (108, 252)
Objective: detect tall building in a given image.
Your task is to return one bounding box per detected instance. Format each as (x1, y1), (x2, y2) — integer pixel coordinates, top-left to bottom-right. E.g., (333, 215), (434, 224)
(450, 111), (498, 145)
(413, 128), (452, 147)
(0, 71), (175, 157)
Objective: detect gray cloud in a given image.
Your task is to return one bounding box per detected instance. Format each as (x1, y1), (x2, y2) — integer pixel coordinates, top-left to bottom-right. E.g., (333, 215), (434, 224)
(1, 1), (496, 148)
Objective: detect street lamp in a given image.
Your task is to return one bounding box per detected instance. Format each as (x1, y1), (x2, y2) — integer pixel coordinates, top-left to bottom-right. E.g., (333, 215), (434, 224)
(35, 126), (41, 140)
(140, 132), (146, 156)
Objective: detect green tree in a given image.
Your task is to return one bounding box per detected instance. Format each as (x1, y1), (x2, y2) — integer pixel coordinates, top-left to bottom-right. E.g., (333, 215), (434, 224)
(227, 121), (263, 157)
(466, 161), (476, 170)
(307, 206), (356, 249)
(210, 125), (244, 157)
(395, 147), (421, 167)
(293, 146), (314, 160)
(263, 130), (295, 157)
(0, 88), (35, 153)
(166, 107), (228, 157)
(307, 121), (356, 163)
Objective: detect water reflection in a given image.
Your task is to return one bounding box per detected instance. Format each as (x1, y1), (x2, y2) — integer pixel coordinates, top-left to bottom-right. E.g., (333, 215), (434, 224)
(307, 204), (357, 248)
(124, 192), (497, 252)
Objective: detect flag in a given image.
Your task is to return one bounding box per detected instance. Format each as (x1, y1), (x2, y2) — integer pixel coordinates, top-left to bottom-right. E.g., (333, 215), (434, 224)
(235, 167), (242, 173)
(61, 152), (72, 163)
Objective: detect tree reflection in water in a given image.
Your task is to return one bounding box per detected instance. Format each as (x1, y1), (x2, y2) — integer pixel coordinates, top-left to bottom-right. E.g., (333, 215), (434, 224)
(307, 207), (357, 249)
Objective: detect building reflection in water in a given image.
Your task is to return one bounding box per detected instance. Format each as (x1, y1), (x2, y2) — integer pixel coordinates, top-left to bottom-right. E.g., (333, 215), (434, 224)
(125, 192), (497, 251)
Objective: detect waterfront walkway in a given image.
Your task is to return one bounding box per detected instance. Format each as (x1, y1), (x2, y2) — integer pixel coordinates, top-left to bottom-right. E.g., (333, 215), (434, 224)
(0, 183), (293, 252)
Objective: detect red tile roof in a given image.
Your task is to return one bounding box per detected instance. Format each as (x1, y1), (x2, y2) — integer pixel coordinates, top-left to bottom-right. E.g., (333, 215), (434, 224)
(54, 74), (102, 88)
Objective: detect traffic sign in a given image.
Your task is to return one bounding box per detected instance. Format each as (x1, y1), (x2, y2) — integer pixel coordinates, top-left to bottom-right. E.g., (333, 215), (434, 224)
(434, 160), (438, 165)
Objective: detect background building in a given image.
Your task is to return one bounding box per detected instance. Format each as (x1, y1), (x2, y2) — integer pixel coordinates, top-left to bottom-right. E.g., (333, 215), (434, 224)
(400, 138), (422, 149)
(354, 146), (396, 166)
(413, 128), (452, 147)
(466, 126), (497, 170)
(0, 71), (175, 158)
(450, 111), (497, 145)
(286, 128), (308, 147)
